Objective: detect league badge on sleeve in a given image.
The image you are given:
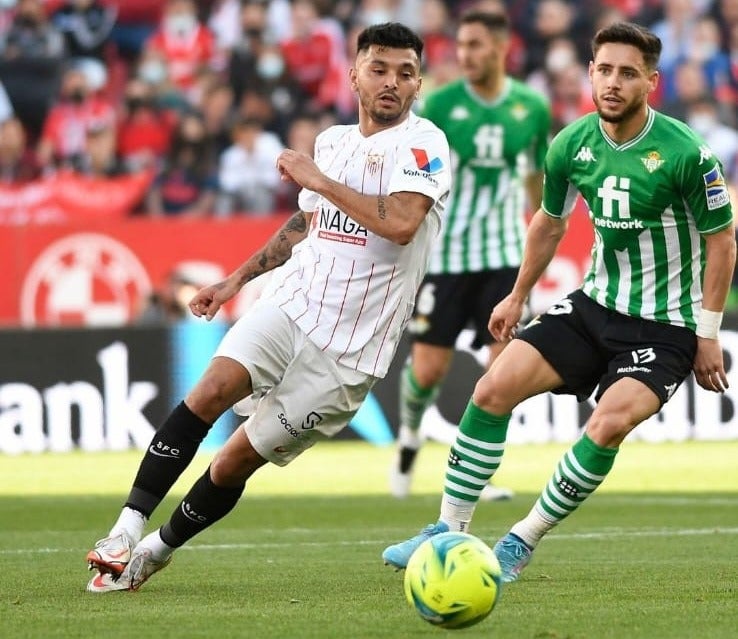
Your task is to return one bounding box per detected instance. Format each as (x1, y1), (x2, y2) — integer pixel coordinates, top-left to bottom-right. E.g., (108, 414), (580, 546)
(703, 163), (730, 210)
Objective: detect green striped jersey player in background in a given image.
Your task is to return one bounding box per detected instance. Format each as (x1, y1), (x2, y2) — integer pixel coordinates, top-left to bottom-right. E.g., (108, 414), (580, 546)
(423, 60), (550, 275)
(383, 21), (735, 583)
(389, 9), (551, 501)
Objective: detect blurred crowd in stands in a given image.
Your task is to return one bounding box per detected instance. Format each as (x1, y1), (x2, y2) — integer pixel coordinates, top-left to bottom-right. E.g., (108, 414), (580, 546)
(0, 0), (737, 219)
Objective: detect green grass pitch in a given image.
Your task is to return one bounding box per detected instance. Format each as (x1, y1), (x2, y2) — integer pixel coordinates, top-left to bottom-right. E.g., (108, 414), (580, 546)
(2, 440), (737, 638)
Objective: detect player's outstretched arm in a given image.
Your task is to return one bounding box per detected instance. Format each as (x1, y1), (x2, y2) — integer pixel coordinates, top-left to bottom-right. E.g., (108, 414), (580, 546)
(489, 209), (567, 341)
(189, 211), (311, 320)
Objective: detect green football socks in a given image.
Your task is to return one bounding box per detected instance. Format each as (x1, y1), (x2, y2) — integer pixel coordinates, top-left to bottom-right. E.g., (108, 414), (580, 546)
(511, 433), (619, 546)
(398, 364), (440, 437)
(440, 401), (510, 529)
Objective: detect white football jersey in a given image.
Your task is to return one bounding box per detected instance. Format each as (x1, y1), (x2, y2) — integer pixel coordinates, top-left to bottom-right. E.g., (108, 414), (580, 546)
(262, 112), (451, 377)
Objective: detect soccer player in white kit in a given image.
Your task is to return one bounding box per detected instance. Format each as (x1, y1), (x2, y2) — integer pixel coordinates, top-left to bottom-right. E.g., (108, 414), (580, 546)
(84, 22), (451, 592)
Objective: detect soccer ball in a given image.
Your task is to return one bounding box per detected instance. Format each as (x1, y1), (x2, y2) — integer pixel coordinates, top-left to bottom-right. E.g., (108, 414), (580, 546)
(403, 532), (502, 629)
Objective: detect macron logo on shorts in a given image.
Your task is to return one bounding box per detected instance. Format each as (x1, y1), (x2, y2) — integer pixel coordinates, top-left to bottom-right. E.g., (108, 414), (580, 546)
(411, 148), (443, 173)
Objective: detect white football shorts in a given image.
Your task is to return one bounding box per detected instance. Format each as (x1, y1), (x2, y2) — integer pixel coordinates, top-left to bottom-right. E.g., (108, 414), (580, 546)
(214, 300), (378, 466)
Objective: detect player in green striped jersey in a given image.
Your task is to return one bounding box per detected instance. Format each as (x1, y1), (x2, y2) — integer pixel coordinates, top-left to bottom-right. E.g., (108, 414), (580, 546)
(383, 22), (736, 582)
(389, 10), (551, 500)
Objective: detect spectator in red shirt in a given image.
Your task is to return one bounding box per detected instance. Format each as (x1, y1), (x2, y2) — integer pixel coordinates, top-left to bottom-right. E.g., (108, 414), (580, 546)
(117, 78), (177, 172)
(36, 65), (115, 171)
(279, 0), (352, 117)
(546, 62), (596, 134)
(419, 0), (455, 70)
(145, 0), (217, 99)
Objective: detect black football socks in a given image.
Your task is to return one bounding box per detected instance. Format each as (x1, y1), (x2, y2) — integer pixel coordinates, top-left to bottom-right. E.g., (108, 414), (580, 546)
(125, 401), (211, 517)
(160, 467), (245, 547)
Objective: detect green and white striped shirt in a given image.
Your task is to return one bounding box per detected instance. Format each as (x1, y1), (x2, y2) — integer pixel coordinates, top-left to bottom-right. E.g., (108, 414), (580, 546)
(421, 78), (551, 273)
(542, 108), (734, 329)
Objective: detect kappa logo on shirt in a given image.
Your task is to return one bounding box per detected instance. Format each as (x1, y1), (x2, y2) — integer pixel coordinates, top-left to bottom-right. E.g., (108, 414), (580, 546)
(703, 163), (730, 210)
(450, 106), (469, 120)
(698, 145), (713, 165)
(411, 148), (444, 173)
(573, 146), (597, 162)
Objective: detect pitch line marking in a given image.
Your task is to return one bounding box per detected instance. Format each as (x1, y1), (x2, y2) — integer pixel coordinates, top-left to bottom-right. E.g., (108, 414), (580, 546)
(2, 526), (738, 556)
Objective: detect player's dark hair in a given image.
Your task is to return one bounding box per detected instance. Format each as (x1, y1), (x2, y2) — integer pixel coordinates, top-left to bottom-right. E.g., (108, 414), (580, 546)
(592, 22), (662, 70)
(459, 10), (510, 34)
(356, 22), (424, 60)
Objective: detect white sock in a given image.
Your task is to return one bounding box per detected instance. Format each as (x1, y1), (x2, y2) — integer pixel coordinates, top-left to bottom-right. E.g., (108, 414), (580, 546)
(439, 494), (476, 532)
(398, 424), (422, 449)
(509, 505), (558, 548)
(110, 507), (147, 543)
(138, 529), (175, 562)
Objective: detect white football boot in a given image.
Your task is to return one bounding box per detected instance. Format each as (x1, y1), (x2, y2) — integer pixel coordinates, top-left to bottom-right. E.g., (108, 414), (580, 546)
(86, 571), (129, 593)
(86, 531), (136, 577)
(122, 546), (173, 591)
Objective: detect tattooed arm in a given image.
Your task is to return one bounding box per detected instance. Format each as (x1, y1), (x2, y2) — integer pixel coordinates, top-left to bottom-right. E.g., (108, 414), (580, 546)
(189, 211), (310, 320)
(277, 149), (432, 245)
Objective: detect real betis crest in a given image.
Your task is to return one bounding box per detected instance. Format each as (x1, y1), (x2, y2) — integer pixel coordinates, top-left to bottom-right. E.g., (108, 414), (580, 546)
(641, 151), (664, 173)
(511, 103), (529, 120)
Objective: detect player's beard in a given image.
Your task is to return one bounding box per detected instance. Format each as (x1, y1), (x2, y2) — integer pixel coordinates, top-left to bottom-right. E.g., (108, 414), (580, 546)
(593, 92), (646, 124)
(464, 59), (496, 89)
(361, 92), (407, 125)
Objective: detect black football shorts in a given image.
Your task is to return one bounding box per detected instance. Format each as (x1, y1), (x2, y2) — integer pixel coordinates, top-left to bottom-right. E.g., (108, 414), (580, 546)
(408, 268), (519, 349)
(517, 289), (697, 405)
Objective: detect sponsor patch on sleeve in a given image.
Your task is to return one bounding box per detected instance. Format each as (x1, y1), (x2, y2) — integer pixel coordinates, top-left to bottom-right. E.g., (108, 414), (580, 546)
(411, 148), (444, 174)
(703, 163), (730, 210)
